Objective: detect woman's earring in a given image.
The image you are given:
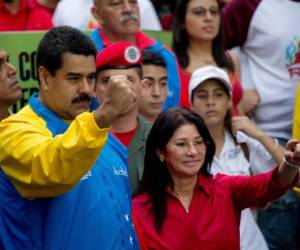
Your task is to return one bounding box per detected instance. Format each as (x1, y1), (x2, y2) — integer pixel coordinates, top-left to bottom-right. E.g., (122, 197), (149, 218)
(159, 155), (164, 162)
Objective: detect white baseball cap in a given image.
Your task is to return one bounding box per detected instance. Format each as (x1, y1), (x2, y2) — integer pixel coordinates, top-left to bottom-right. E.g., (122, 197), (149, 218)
(189, 66), (232, 103)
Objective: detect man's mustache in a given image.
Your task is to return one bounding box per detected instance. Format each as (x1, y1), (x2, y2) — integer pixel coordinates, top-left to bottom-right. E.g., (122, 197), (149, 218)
(120, 13), (139, 25)
(72, 94), (92, 104)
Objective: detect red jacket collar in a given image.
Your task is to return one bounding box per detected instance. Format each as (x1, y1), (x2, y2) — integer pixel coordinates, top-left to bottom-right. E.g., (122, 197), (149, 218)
(98, 28), (156, 50)
(166, 174), (213, 197)
(196, 174), (213, 196)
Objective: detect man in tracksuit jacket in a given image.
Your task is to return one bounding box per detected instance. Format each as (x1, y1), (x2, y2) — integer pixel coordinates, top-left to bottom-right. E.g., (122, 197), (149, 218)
(0, 26), (140, 250)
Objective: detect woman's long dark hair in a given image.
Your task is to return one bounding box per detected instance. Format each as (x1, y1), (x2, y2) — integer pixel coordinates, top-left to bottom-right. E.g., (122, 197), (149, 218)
(134, 108), (215, 232)
(172, 0), (234, 71)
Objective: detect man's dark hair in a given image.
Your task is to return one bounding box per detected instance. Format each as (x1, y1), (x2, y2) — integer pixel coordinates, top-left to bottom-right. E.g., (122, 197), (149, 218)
(134, 108), (215, 232)
(36, 26), (97, 83)
(142, 50), (166, 68)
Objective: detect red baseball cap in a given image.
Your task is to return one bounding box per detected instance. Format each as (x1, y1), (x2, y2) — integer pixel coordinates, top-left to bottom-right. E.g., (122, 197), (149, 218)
(96, 41), (142, 71)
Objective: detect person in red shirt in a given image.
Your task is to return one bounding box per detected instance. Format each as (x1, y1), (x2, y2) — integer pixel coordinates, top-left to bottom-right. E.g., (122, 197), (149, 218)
(95, 41), (152, 193)
(0, 0), (53, 31)
(172, 0), (243, 114)
(133, 107), (300, 250)
(90, 0), (181, 110)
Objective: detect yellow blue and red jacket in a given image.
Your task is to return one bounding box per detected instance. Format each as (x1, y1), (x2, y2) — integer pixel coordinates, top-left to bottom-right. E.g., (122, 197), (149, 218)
(0, 93), (139, 249)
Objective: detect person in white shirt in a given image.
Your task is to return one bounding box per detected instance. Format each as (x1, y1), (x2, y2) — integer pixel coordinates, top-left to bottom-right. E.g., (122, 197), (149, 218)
(189, 66), (286, 250)
(222, 1), (300, 248)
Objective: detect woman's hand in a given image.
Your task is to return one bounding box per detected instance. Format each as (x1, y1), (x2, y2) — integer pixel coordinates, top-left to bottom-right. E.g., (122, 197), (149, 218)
(232, 116), (285, 164)
(276, 139), (300, 186)
(232, 116), (265, 140)
(284, 139), (300, 167)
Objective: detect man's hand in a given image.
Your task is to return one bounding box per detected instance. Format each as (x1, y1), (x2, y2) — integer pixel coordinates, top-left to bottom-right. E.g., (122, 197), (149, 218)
(93, 75), (137, 128)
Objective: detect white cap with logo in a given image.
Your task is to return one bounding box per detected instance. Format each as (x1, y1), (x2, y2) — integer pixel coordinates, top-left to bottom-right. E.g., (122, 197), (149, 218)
(189, 66), (232, 103)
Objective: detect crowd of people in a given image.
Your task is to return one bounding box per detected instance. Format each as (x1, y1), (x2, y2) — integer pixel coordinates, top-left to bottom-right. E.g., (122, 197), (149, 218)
(0, 0), (300, 249)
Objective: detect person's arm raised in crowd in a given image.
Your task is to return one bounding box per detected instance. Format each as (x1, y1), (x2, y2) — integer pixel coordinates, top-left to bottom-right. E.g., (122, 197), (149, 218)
(0, 76), (136, 198)
(93, 75), (137, 128)
(225, 139), (300, 210)
(231, 116), (285, 164)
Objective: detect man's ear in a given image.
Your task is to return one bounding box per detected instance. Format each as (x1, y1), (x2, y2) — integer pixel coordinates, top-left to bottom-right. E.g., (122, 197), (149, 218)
(39, 66), (51, 91)
(91, 6), (104, 25)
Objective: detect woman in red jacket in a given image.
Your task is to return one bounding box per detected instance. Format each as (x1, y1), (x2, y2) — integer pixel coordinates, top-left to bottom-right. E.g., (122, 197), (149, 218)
(133, 108), (300, 250)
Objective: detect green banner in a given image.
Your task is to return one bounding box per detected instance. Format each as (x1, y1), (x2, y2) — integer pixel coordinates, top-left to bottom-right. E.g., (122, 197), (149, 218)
(0, 30), (172, 112)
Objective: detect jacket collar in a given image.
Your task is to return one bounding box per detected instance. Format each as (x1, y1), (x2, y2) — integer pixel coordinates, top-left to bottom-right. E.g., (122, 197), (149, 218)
(29, 93), (69, 136)
(98, 28), (156, 50)
(128, 116), (151, 156)
(196, 174), (214, 196)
